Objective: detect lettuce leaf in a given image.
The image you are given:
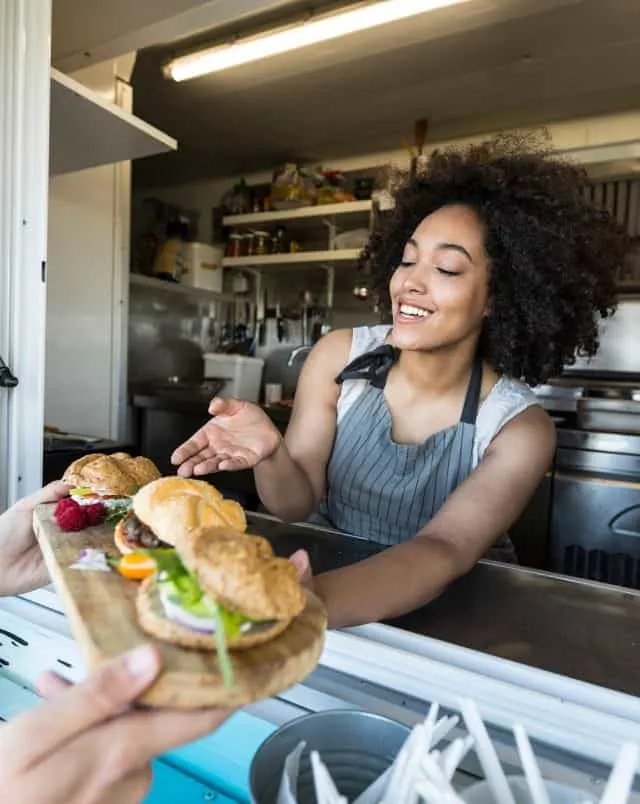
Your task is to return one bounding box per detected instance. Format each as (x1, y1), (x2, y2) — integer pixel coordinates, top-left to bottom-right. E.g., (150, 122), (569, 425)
(143, 548), (250, 688)
(210, 601), (233, 689)
(106, 500), (132, 524)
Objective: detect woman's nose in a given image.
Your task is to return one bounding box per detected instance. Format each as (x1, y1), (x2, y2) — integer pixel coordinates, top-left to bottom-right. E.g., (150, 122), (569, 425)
(402, 264), (428, 294)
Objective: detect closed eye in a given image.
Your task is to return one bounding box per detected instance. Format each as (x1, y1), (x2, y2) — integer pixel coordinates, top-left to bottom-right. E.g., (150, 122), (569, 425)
(437, 267), (461, 276)
(399, 260), (415, 267)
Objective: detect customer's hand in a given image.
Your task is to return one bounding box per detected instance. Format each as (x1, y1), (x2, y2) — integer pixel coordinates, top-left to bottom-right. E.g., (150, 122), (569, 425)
(0, 481), (71, 597)
(0, 644), (230, 804)
(172, 397), (282, 476)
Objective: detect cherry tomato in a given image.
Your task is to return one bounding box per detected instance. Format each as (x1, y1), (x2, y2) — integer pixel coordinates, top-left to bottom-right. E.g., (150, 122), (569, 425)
(117, 553), (156, 580)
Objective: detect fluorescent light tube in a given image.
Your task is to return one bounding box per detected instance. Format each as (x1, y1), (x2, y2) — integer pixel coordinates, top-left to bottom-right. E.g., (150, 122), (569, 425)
(165, 0), (471, 82)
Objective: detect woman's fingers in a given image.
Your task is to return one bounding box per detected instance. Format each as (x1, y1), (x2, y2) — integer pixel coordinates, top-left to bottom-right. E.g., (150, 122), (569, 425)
(190, 456), (225, 476)
(171, 428), (212, 466)
(208, 397), (244, 417)
(5, 645), (161, 770)
(36, 671), (72, 699)
(216, 454), (250, 472)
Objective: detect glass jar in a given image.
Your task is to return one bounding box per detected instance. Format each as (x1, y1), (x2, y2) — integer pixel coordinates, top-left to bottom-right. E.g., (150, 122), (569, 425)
(241, 232), (254, 256)
(225, 232), (248, 257)
(252, 230), (271, 256)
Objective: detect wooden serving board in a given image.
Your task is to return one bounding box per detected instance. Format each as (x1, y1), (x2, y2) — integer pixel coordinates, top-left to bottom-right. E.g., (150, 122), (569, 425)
(33, 503), (327, 709)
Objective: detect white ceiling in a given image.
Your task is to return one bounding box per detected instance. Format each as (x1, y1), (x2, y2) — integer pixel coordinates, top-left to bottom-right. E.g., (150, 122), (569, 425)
(54, 0), (640, 189)
(51, 0), (296, 71)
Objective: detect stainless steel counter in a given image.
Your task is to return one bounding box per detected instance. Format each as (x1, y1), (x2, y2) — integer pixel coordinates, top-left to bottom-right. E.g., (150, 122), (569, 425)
(247, 513), (640, 699)
(391, 562), (640, 698)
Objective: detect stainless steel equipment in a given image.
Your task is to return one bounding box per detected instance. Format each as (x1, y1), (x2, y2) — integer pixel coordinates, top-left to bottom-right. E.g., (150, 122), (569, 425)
(551, 429), (640, 588)
(577, 386), (640, 433)
(287, 344), (312, 367)
(249, 710), (409, 804)
(534, 377), (640, 433)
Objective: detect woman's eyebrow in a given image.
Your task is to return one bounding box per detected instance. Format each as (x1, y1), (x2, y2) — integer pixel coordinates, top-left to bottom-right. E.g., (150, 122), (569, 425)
(405, 238), (473, 263)
(435, 242), (473, 263)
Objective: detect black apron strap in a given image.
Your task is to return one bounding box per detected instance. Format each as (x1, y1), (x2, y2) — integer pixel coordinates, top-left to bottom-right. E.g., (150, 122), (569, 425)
(337, 343), (483, 419)
(335, 344), (399, 389)
(460, 353), (484, 424)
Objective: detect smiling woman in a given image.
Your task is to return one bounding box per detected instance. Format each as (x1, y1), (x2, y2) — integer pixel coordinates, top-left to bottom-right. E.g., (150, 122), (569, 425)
(171, 132), (630, 630)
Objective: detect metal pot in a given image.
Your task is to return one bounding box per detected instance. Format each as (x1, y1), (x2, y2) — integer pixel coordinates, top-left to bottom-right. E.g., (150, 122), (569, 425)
(249, 709), (410, 804)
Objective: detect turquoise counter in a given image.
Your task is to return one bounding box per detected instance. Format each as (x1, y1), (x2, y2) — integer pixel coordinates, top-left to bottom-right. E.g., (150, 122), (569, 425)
(153, 711), (277, 802)
(0, 675), (276, 802)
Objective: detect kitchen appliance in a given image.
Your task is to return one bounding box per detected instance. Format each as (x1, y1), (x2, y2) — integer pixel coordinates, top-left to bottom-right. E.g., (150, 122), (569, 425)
(182, 242), (224, 292)
(577, 387), (640, 433)
(550, 429), (640, 590)
(203, 353), (264, 402)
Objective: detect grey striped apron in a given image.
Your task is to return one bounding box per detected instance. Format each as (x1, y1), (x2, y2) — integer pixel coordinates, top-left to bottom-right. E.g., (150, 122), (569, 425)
(310, 345), (516, 562)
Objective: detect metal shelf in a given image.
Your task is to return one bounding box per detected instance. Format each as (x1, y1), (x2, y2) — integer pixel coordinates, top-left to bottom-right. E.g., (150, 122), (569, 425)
(222, 248), (361, 270)
(222, 200), (372, 228)
(129, 273), (235, 302)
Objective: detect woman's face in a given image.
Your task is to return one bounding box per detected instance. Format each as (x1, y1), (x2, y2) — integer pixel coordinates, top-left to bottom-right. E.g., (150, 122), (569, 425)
(389, 204), (491, 352)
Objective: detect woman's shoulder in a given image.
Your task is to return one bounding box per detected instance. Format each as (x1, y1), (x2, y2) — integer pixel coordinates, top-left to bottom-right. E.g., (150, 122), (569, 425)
(474, 377), (543, 461)
(314, 324), (391, 363)
(349, 324), (392, 359)
(487, 376), (539, 410)
(330, 325), (390, 422)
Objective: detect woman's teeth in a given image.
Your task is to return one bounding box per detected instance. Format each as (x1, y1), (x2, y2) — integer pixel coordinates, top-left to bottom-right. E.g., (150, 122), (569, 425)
(399, 303), (429, 319)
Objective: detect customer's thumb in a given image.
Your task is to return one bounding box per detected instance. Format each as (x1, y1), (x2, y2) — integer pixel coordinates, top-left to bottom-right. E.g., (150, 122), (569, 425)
(7, 645), (161, 769)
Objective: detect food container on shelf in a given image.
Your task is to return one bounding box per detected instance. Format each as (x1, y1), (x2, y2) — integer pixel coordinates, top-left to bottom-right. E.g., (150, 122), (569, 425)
(226, 232), (246, 258)
(182, 243), (224, 292)
(203, 353), (264, 402)
(249, 709), (410, 804)
(251, 230), (272, 256)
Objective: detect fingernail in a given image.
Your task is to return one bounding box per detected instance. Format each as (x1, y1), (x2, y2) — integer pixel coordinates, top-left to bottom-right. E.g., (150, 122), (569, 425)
(126, 645), (158, 677)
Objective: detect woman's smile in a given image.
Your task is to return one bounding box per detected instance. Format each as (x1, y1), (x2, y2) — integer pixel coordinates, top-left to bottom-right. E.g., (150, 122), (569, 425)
(394, 299), (435, 325)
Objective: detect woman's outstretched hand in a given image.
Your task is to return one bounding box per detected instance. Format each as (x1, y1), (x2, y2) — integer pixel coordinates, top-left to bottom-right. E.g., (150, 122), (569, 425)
(171, 397), (283, 477)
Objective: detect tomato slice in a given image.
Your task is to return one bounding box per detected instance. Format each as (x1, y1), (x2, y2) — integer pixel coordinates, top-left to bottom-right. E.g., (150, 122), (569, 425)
(117, 553), (156, 580)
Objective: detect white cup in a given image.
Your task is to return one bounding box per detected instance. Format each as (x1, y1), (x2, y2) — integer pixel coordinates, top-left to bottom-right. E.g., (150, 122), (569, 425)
(265, 383), (283, 405)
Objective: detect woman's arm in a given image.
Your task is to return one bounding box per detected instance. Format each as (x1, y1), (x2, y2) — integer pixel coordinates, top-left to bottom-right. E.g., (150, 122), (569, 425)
(313, 405), (556, 629)
(254, 329), (352, 521)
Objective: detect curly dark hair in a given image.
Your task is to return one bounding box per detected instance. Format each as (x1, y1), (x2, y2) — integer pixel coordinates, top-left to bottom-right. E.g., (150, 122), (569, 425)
(362, 132), (629, 386)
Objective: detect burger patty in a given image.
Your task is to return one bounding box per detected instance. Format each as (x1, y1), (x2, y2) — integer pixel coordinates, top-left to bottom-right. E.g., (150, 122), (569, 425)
(123, 514), (169, 549)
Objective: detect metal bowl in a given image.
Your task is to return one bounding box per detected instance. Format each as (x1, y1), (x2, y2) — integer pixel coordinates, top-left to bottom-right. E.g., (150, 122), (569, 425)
(249, 709), (410, 804)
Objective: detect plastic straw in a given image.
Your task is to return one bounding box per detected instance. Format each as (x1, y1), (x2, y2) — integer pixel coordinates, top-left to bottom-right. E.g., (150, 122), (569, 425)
(599, 742), (639, 804)
(441, 736), (474, 781)
(459, 698), (517, 804)
(513, 724), (551, 804)
(432, 715), (460, 748)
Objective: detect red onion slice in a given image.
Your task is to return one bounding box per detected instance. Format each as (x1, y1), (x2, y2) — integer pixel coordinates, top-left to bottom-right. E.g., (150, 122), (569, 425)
(159, 590), (216, 634)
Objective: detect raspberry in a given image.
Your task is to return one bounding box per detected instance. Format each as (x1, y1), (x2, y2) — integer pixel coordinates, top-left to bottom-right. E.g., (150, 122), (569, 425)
(54, 498), (87, 532)
(84, 502), (105, 527)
